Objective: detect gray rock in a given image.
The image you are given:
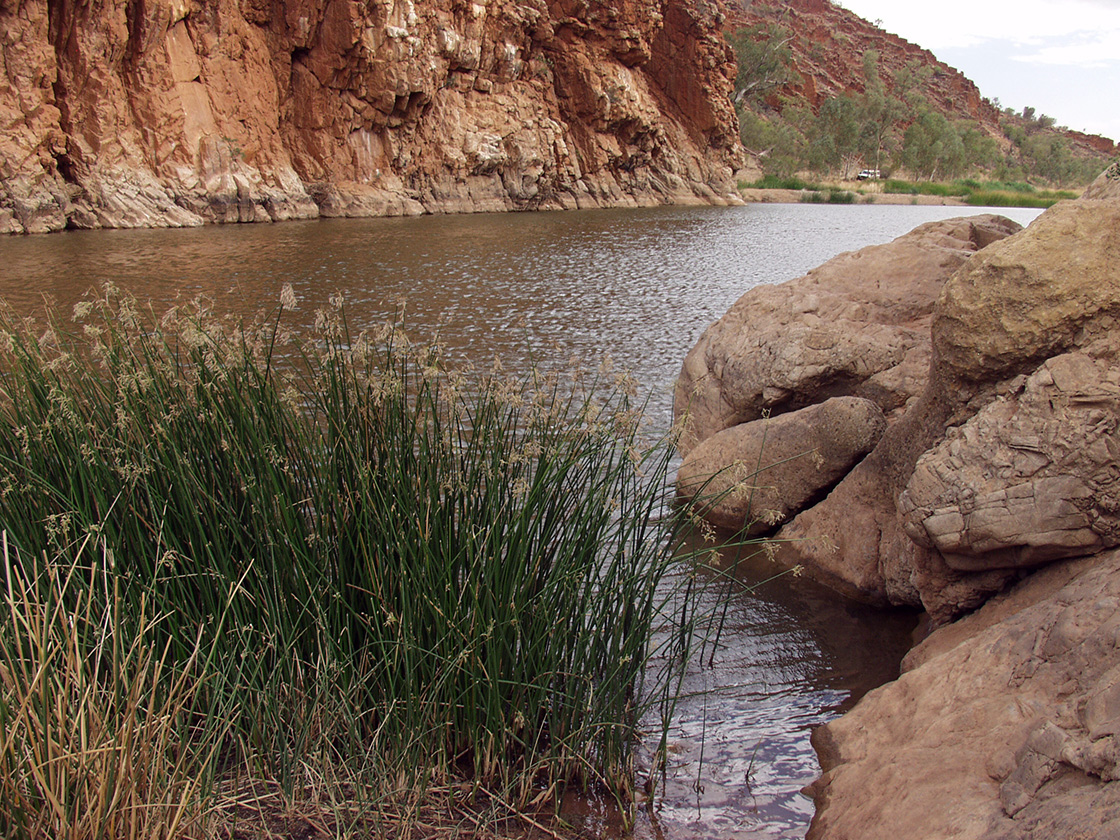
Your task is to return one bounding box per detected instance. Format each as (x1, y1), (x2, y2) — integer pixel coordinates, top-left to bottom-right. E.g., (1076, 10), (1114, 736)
(676, 396), (886, 534)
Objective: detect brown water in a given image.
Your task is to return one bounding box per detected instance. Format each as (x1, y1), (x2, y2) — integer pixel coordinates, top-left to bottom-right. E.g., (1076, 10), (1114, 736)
(0, 203), (1042, 838)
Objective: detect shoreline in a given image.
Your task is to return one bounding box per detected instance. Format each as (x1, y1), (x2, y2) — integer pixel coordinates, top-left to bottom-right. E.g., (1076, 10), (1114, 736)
(738, 186), (969, 206)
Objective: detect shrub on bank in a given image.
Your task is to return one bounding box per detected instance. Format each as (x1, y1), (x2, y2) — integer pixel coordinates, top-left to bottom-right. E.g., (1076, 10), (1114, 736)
(0, 288), (718, 837)
(881, 177), (1077, 207)
(800, 188), (856, 204)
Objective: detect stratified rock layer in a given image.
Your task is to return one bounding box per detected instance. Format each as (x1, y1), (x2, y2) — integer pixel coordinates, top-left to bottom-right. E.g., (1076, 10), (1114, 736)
(807, 551), (1120, 840)
(901, 353), (1120, 572)
(0, 0), (744, 233)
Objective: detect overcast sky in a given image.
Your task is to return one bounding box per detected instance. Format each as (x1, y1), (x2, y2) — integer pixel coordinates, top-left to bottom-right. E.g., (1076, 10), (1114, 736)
(836, 0), (1120, 143)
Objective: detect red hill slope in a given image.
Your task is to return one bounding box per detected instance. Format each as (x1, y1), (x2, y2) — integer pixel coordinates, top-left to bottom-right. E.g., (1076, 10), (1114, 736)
(728, 0), (1116, 160)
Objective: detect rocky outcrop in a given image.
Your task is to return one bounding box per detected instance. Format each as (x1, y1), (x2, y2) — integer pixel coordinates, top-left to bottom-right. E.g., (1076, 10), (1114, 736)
(806, 550), (1120, 840)
(673, 214), (1021, 456)
(676, 162), (1120, 620)
(758, 189), (1118, 620)
(900, 353), (1120, 572)
(0, 0), (743, 234)
(675, 164), (1120, 839)
(676, 395), (885, 534)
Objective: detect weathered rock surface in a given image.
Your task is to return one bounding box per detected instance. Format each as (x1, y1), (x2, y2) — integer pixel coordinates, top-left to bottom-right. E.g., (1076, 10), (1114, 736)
(674, 214), (1022, 455)
(770, 385), (953, 608)
(807, 550), (1120, 840)
(0, 0), (743, 233)
(934, 199), (1120, 389)
(676, 396), (885, 534)
(1083, 159), (1120, 201)
(767, 191), (1120, 621)
(901, 353), (1120, 572)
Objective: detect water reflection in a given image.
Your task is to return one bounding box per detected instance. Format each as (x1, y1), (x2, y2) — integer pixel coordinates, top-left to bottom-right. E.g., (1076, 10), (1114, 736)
(0, 204), (1042, 434)
(563, 538), (916, 840)
(0, 203), (1040, 838)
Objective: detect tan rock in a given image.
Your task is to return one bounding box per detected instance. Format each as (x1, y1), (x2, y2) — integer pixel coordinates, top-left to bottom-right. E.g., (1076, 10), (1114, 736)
(1082, 160), (1120, 201)
(776, 189), (1120, 620)
(901, 353), (1120, 572)
(0, 0), (743, 233)
(773, 391), (947, 607)
(934, 199), (1120, 387)
(674, 215), (1022, 456)
(806, 551), (1120, 840)
(676, 396), (885, 535)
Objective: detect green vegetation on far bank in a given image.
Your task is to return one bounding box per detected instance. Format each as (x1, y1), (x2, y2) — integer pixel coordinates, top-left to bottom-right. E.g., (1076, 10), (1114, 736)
(881, 178), (1078, 208)
(738, 174), (1080, 208)
(0, 288), (741, 838)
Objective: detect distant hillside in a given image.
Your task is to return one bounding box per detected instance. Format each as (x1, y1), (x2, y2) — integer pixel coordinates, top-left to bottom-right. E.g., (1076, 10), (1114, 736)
(725, 0), (1116, 184)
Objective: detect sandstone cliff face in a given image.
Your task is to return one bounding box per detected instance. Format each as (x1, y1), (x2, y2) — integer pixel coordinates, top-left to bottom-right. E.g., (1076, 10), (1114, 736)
(0, 0), (744, 233)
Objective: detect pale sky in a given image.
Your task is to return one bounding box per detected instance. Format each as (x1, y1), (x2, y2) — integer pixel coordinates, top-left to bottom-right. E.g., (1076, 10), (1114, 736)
(837, 0), (1120, 143)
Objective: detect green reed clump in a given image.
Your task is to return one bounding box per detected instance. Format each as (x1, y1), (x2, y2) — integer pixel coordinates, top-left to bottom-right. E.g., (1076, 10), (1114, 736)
(881, 177), (1076, 207)
(0, 287), (703, 832)
(963, 190), (1063, 208)
(882, 179), (968, 197)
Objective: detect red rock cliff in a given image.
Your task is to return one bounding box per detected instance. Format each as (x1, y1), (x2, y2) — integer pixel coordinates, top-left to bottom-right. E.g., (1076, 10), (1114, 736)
(0, 0), (744, 233)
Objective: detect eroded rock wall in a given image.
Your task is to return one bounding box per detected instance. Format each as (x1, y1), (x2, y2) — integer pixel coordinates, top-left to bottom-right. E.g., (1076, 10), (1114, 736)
(1, 0), (744, 233)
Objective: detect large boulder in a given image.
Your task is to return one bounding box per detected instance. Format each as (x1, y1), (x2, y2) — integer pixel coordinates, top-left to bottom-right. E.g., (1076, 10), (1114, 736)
(901, 353), (1120, 572)
(806, 550), (1120, 840)
(776, 193), (1120, 620)
(934, 199), (1120, 389)
(676, 396), (886, 534)
(674, 214), (1022, 455)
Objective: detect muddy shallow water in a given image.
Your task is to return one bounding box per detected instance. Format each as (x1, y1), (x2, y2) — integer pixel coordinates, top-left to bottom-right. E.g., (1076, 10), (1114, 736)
(0, 202), (1042, 837)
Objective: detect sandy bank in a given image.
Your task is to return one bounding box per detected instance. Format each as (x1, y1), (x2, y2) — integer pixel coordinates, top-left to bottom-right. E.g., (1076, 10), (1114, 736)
(739, 187), (968, 206)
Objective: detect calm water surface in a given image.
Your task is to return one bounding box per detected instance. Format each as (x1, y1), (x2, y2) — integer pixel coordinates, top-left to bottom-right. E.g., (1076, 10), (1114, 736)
(0, 203), (1042, 838)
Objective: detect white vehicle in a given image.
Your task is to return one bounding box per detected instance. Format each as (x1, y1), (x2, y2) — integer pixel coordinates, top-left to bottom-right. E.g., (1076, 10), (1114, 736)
(857, 169), (881, 180)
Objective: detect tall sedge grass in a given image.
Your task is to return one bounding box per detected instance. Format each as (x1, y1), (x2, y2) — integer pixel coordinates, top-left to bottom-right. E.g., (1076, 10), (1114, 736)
(882, 177), (1077, 207)
(0, 286), (716, 835)
(0, 534), (222, 839)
